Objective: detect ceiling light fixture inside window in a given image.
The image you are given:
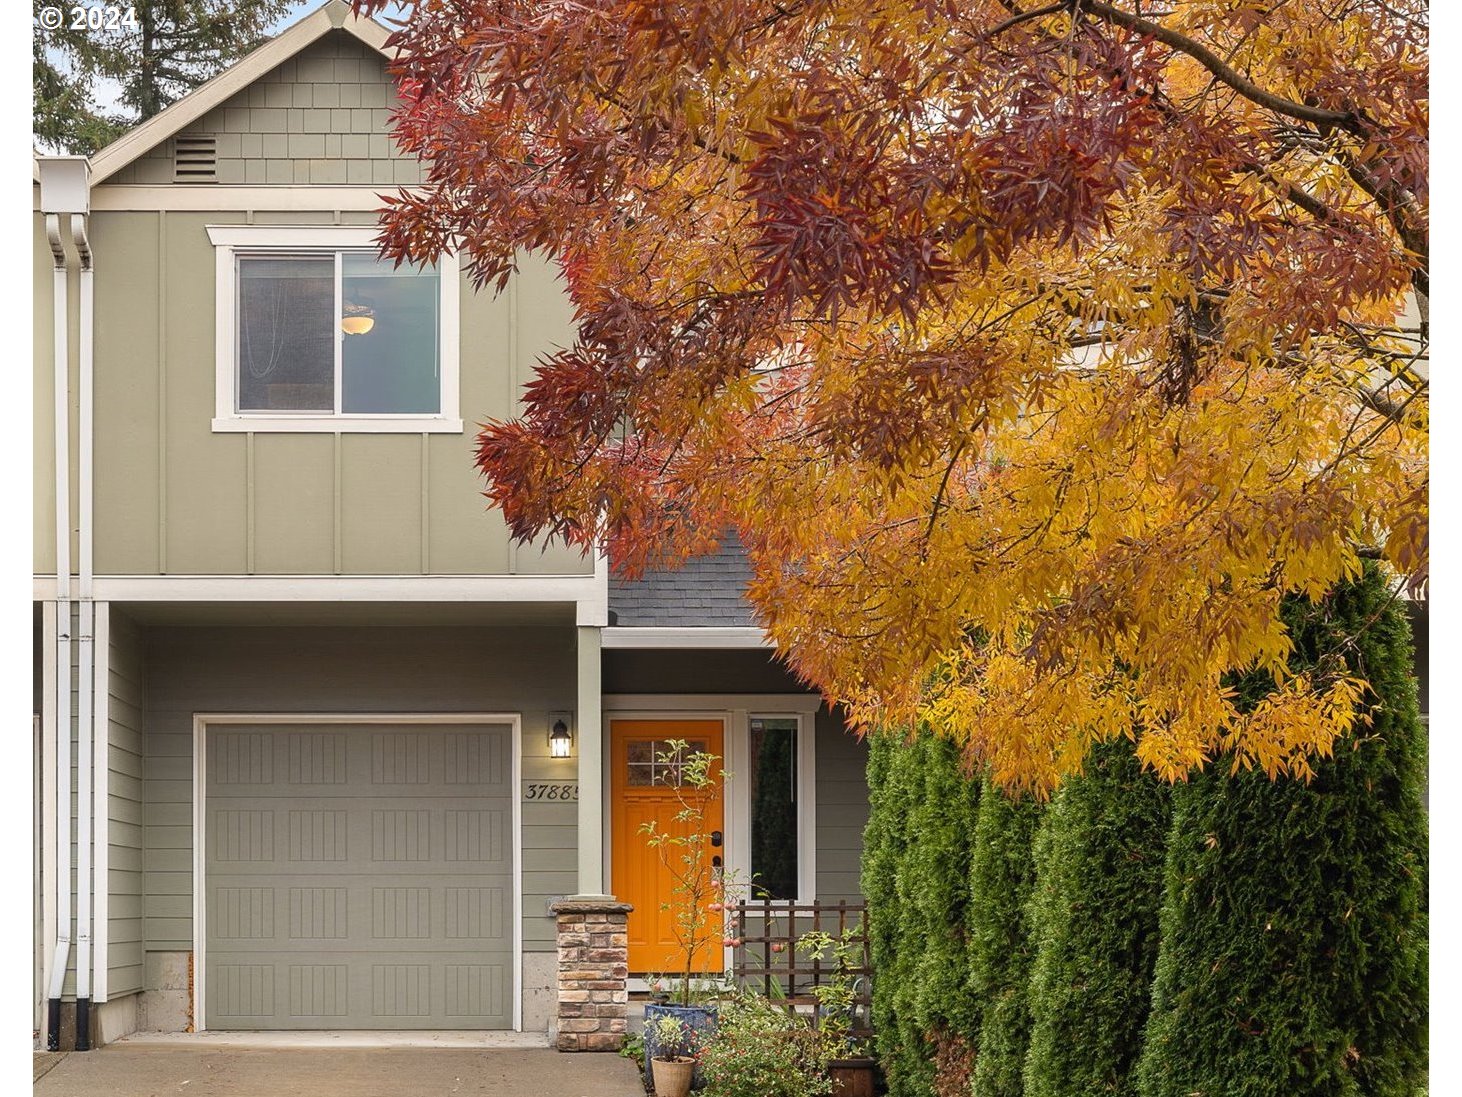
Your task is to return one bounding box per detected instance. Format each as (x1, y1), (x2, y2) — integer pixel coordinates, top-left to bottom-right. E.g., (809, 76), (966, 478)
(341, 302), (375, 335)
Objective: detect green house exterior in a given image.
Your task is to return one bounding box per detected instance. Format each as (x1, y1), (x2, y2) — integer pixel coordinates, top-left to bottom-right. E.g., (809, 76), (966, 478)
(33, 1), (868, 1047)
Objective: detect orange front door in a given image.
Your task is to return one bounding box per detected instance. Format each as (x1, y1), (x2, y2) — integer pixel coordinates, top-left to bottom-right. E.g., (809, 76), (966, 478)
(611, 720), (726, 975)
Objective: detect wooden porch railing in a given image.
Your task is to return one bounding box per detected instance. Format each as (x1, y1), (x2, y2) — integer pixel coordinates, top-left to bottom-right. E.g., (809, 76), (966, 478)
(729, 899), (873, 1039)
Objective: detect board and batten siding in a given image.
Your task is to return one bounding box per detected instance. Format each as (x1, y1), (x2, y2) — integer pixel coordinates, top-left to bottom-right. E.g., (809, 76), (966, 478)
(40, 30), (587, 580)
(142, 625), (582, 957)
(84, 203), (586, 578)
(107, 609), (147, 998)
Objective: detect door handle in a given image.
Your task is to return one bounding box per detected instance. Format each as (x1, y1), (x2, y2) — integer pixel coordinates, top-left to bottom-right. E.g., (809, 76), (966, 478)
(711, 855), (723, 868)
(710, 830), (723, 847)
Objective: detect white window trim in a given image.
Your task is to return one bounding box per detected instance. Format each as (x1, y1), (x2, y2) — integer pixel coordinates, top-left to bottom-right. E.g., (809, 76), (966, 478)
(206, 225), (462, 433)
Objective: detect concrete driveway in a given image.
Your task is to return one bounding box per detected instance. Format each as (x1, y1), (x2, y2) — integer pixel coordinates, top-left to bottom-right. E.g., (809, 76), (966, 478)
(34, 1044), (646, 1097)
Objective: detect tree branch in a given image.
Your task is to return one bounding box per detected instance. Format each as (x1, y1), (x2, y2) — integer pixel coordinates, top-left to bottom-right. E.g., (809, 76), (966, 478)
(987, 2), (1070, 39)
(1073, 0), (1363, 134)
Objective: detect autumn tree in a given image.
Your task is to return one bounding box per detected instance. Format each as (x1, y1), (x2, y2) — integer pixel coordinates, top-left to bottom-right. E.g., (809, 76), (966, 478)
(359, 0), (1428, 791)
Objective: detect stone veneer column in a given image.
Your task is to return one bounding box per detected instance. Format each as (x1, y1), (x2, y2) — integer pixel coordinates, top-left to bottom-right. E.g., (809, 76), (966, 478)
(550, 898), (633, 1051)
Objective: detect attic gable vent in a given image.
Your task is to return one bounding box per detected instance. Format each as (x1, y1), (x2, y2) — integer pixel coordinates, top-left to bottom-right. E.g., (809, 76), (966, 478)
(173, 135), (217, 183)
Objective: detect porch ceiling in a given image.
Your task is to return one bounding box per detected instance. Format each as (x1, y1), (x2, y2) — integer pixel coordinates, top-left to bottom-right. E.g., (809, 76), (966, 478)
(118, 600), (577, 628)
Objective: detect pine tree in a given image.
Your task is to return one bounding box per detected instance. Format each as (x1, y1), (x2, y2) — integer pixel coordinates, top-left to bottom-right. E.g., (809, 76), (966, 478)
(1023, 738), (1171, 1097)
(968, 779), (1044, 1097)
(35, 0), (292, 154)
(1136, 566), (1428, 1097)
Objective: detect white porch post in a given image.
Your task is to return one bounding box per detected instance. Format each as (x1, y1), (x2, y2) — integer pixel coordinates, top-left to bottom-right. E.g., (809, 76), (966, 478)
(574, 624), (607, 898)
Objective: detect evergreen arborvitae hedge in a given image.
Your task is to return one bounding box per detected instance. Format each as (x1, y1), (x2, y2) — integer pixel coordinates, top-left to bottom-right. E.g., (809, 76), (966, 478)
(1023, 737), (1172, 1097)
(863, 728), (930, 1097)
(862, 728), (983, 1097)
(1136, 566), (1428, 1097)
(906, 734), (982, 1094)
(968, 777), (1044, 1097)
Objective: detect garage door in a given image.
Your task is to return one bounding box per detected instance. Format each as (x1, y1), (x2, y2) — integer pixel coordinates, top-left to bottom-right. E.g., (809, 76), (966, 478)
(204, 722), (514, 1029)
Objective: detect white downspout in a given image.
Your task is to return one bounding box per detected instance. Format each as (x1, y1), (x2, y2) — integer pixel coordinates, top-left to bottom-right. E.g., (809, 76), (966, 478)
(44, 211), (73, 1048)
(73, 212), (95, 1049)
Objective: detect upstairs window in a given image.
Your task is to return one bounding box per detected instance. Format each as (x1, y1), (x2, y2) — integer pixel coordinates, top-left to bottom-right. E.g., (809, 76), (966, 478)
(208, 226), (461, 433)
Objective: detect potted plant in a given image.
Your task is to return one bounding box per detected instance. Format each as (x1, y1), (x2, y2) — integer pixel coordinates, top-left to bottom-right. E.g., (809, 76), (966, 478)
(647, 1012), (699, 1097)
(797, 928), (877, 1097)
(639, 740), (731, 1083)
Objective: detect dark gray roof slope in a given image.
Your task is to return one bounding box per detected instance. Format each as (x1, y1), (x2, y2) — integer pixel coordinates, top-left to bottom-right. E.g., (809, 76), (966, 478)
(608, 534), (758, 627)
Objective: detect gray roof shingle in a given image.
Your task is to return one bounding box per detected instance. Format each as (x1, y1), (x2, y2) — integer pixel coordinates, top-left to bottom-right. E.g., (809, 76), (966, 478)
(608, 533), (758, 627)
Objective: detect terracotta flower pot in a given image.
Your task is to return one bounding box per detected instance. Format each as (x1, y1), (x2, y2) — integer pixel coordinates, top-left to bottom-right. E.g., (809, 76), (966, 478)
(643, 1003), (717, 1087)
(651, 1055), (696, 1097)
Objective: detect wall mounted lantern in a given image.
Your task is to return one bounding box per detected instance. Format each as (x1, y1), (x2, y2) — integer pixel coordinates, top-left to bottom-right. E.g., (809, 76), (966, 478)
(548, 714), (574, 758)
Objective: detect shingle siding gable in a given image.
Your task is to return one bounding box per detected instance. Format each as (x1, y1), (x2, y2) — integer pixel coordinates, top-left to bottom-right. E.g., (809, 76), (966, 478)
(108, 32), (420, 187)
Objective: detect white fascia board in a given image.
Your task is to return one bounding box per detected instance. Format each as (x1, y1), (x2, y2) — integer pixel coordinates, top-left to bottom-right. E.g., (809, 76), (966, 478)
(603, 693), (822, 714)
(53, 574), (601, 603)
(601, 626), (773, 649)
(206, 224), (382, 247)
(78, 186), (417, 212)
(88, 1), (392, 186)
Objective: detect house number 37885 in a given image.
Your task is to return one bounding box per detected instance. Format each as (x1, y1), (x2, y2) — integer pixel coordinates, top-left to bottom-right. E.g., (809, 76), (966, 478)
(524, 783), (579, 801)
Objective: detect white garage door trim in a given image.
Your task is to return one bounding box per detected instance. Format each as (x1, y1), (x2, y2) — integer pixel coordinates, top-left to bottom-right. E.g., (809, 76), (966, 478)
(192, 713), (523, 1033)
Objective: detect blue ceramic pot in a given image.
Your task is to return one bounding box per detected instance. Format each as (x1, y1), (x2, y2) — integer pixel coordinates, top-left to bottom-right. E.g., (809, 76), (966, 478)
(644, 1002), (718, 1090)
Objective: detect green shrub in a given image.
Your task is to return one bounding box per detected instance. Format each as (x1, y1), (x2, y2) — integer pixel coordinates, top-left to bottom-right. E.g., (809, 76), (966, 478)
(969, 777), (1044, 1097)
(906, 733), (982, 1095)
(698, 994), (831, 1097)
(861, 728), (910, 1093)
(869, 729), (937, 1097)
(1023, 737), (1171, 1097)
(1135, 566), (1428, 1097)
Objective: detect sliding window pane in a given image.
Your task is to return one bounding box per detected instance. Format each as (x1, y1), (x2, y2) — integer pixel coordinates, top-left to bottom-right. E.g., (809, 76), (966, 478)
(236, 256), (334, 411)
(749, 717), (799, 900)
(341, 253), (440, 414)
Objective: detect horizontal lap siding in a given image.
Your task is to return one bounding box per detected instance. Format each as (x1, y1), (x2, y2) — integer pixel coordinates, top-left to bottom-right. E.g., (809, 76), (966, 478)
(108, 610), (147, 997)
(88, 34), (587, 580)
(143, 625), (580, 957)
(815, 709), (870, 903)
